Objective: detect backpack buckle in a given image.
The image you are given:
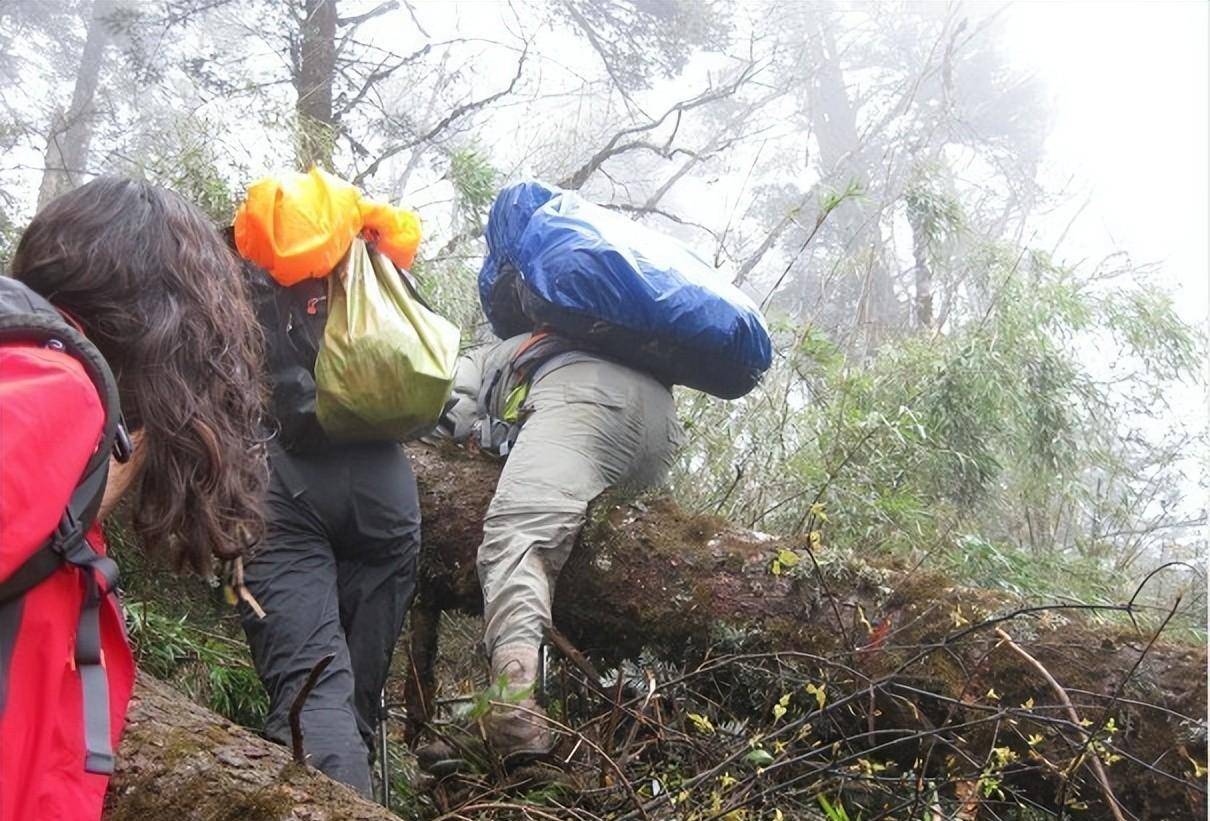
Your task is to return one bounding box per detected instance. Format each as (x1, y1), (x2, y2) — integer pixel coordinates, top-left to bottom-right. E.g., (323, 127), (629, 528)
(113, 417), (133, 464)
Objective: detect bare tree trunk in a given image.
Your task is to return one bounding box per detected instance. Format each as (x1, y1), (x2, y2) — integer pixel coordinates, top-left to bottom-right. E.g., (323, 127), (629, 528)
(909, 209), (933, 328)
(295, 0), (338, 170)
(37, 0), (113, 209)
(803, 4), (899, 346)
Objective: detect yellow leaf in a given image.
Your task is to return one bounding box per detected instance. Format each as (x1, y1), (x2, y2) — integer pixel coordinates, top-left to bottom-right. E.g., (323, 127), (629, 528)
(986, 688), (1000, 701)
(719, 771), (737, 789)
(950, 606), (968, 627)
(810, 502), (828, 522)
(1027, 734), (1044, 747)
(1021, 697), (1035, 710)
(992, 746), (1018, 766)
(777, 548), (800, 569)
(770, 559), (782, 576)
(1180, 747), (1207, 778)
(773, 811), (785, 821)
(805, 682), (826, 710)
(688, 712), (715, 734)
(855, 604), (872, 634)
(773, 740), (788, 754)
(809, 530), (822, 546)
(857, 757), (887, 775)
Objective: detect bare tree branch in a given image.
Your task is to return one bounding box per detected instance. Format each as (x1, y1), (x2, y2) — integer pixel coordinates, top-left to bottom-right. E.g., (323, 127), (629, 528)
(336, 0), (397, 29)
(333, 42), (432, 121)
(562, 0), (650, 119)
(606, 202), (719, 240)
(352, 44), (528, 186)
(557, 61), (760, 190)
(732, 189), (815, 286)
(401, 0), (430, 38)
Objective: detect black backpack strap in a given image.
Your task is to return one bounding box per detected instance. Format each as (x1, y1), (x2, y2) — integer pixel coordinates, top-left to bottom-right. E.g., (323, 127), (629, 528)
(0, 308), (122, 605)
(57, 509), (119, 774)
(0, 444), (119, 773)
(0, 456), (118, 773)
(0, 546), (62, 605)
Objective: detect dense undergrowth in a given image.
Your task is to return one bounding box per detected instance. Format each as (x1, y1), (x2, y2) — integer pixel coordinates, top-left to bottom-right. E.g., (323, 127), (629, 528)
(108, 523), (267, 729)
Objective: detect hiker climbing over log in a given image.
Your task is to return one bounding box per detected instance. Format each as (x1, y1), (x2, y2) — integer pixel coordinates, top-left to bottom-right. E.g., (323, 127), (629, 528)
(421, 330), (684, 768)
(415, 181), (773, 774)
(228, 168), (459, 798)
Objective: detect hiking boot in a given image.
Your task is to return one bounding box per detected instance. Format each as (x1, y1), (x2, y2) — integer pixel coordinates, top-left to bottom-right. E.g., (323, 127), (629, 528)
(484, 643), (555, 765)
(414, 722), (491, 778)
(414, 737), (466, 778)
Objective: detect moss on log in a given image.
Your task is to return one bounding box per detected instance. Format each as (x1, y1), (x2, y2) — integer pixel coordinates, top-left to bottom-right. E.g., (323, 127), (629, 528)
(106, 675), (396, 821)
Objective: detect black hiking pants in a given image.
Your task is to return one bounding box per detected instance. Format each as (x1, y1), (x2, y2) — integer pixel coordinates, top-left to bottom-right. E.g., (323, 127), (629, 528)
(239, 440), (420, 797)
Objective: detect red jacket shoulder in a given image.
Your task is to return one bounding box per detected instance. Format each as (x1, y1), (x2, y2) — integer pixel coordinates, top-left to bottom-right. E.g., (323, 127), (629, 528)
(0, 345), (105, 576)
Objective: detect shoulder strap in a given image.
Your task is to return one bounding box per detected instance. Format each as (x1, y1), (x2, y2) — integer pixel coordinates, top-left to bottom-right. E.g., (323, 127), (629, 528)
(0, 281), (124, 774)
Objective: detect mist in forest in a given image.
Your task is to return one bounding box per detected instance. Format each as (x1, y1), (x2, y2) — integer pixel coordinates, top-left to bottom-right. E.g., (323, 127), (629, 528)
(0, 0), (1204, 610)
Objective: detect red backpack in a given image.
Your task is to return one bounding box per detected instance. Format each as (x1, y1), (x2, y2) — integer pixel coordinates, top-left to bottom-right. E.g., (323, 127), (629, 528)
(0, 276), (133, 806)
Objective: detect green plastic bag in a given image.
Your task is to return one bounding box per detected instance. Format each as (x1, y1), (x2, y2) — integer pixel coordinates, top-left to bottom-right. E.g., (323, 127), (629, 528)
(315, 238), (460, 441)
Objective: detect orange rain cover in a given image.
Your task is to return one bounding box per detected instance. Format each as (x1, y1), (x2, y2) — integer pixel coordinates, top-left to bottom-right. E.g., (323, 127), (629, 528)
(233, 167), (421, 286)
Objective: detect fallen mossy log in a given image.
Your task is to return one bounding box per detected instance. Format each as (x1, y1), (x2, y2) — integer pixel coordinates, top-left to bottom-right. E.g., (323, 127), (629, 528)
(406, 442), (1207, 820)
(105, 675), (396, 820)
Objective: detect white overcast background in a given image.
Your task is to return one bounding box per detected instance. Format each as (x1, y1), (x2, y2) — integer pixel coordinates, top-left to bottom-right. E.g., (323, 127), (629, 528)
(1000, 1), (1208, 534)
(1001, 1), (1208, 324)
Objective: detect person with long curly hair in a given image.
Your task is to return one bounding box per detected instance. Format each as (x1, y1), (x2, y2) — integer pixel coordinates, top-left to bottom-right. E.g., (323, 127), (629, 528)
(0, 177), (266, 821)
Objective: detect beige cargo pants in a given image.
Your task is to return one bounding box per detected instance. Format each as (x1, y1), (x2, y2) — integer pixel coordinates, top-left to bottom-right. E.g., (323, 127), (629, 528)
(478, 358), (682, 656)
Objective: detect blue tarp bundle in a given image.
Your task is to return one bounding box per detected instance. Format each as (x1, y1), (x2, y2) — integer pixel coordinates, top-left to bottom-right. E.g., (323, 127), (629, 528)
(479, 180), (772, 398)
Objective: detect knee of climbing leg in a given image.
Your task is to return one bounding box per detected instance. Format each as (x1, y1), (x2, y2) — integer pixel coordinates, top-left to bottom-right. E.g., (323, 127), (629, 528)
(486, 608), (549, 657)
(477, 507), (584, 585)
(476, 519), (519, 584)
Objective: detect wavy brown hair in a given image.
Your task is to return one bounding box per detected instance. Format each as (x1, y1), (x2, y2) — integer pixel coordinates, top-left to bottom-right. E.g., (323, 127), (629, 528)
(11, 176), (266, 573)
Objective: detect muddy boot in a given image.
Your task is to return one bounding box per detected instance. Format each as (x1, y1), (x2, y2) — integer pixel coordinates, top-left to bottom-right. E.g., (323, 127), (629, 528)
(484, 643), (555, 767)
(414, 737), (465, 778)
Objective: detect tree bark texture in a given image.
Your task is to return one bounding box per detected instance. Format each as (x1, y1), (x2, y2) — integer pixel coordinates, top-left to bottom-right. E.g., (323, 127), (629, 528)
(106, 675), (396, 820)
(294, 0), (338, 170)
(38, 0), (113, 209)
(405, 442), (1207, 820)
(909, 207), (934, 328)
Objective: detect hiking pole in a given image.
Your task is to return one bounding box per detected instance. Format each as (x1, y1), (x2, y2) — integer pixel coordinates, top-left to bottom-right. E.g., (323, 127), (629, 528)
(377, 687), (390, 808)
(538, 643), (549, 704)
